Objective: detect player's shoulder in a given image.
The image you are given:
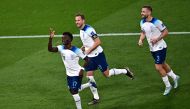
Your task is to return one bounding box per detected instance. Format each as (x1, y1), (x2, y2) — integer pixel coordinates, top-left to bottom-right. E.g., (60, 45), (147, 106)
(140, 18), (146, 24)
(140, 18), (147, 27)
(70, 46), (81, 53)
(140, 18), (163, 25)
(150, 18), (163, 25)
(57, 45), (64, 50)
(82, 24), (95, 32)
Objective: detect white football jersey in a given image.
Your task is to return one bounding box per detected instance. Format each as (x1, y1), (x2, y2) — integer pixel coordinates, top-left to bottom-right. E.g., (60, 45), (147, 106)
(80, 24), (103, 57)
(57, 45), (86, 76)
(140, 18), (167, 52)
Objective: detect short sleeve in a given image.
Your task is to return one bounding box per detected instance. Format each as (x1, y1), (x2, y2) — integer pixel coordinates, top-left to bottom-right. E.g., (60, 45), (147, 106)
(155, 20), (167, 32)
(75, 48), (86, 59)
(86, 27), (98, 39)
(57, 45), (63, 52)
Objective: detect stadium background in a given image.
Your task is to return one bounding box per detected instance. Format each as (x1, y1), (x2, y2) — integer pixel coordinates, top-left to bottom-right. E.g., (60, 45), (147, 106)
(0, 0), (190, 109)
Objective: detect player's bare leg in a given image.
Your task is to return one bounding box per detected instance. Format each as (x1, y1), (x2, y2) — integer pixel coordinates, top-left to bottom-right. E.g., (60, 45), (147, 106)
(163, 62), (180, 88)
(155, 64), (172, 95)
(103, 68), (134, 79)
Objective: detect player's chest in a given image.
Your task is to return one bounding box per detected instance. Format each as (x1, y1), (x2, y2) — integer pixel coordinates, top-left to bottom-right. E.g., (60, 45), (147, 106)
(80, 31), (91, 41)
(60, 50), (77, 60)
(142, 23), (158, 33)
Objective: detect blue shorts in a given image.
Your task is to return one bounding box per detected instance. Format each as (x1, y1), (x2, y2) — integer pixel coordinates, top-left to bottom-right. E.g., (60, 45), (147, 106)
(67, 76), (81, 91)
(151, 48), (167, 64)
(85, 52), (108, 73)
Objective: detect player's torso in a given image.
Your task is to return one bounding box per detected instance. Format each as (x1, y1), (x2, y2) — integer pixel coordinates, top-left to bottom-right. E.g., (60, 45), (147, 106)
(80, 30), (94, 48)
(80, 25), (103, 57)
(141, 20), (167, 51)
(58, 46), (82, 76)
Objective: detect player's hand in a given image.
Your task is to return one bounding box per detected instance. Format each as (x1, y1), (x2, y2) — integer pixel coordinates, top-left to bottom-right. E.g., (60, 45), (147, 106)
(150, 37), (158, 45)
(81, 46), (85, 52)
(138, 40), (143, 47)
(85, 49), (91, 55)
(49, 28), (55, 38)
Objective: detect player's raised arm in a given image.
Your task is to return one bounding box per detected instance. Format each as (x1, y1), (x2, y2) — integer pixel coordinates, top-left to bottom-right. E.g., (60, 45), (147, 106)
(48, 28), (58, 52)
(138, 32), (146, 47)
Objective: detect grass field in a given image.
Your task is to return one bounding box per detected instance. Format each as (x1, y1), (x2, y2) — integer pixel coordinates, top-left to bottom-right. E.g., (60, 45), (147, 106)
(0, 0), (190, 109)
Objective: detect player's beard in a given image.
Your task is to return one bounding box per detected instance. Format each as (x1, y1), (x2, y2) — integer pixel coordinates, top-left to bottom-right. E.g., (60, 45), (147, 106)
(76, 22), (83, 29)
(142, 15), (148, 19)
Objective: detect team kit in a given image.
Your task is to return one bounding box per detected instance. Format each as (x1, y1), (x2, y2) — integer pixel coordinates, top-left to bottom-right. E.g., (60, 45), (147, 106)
(48, 5), (180, 109)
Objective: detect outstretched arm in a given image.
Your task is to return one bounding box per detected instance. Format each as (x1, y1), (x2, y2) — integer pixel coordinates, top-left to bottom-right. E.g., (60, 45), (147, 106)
(48, 28), (58, 52)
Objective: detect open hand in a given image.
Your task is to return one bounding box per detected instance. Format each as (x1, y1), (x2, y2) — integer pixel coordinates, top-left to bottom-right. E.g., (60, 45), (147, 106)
(49, 28), (55, 38)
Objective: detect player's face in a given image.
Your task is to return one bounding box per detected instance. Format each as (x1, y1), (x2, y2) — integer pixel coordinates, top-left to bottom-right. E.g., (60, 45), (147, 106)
(75, 16), (85, 28)
(141, 8), (151, 18)
(62, 35), (71, 45)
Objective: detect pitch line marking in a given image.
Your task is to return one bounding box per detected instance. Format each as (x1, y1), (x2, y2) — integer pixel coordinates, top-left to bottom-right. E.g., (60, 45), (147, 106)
(0, 32), (190, 39)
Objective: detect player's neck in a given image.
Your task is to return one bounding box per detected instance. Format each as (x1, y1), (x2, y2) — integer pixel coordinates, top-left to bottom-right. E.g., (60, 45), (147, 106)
(146, 16), (153, 22)
(80, 24), (85, 30)
(64, 44), (72, 49)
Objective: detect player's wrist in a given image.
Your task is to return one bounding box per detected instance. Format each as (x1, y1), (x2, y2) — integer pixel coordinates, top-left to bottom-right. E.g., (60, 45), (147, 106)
(139, 39), (143, 43)
(158, 35), (163, 41)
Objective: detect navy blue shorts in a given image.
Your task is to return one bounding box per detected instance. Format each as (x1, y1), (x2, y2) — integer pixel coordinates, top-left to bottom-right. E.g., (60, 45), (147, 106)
(67, 76), (81, 91)
(151, 48), (167, 64)
(85, 52), (108, 72)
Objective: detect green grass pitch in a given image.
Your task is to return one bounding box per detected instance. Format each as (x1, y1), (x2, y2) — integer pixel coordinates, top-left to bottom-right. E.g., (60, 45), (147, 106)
(0, 0), (190, 109)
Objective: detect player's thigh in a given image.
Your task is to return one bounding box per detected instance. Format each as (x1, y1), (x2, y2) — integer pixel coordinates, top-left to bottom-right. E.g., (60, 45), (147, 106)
(86, 71), (94, 76)
(95, 52), (109, 73)
(67, 76), (81, 94)
(151, 48), (167, 64)
(85, 57), (98, 72)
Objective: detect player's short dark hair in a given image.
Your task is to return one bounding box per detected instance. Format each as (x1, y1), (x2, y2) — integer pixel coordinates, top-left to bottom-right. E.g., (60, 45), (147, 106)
(75, 13), (85, 20)
(142, 5), (152, 12)
(62, 32), (73, 41)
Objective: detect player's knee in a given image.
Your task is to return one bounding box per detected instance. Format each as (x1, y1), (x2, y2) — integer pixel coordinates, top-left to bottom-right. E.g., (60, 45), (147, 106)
(69, 89), (78, 95)
(103, 70), (110, 78)
(86, 71), (94, 76)
(103, 72), (110, 78)
(86, 76), (96, 82)
(155, 64), (164, 71)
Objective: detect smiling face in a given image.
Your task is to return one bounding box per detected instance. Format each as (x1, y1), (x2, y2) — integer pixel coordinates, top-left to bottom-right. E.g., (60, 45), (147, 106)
(75, 16), (85, 29)
(141, 8), (151, 18)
